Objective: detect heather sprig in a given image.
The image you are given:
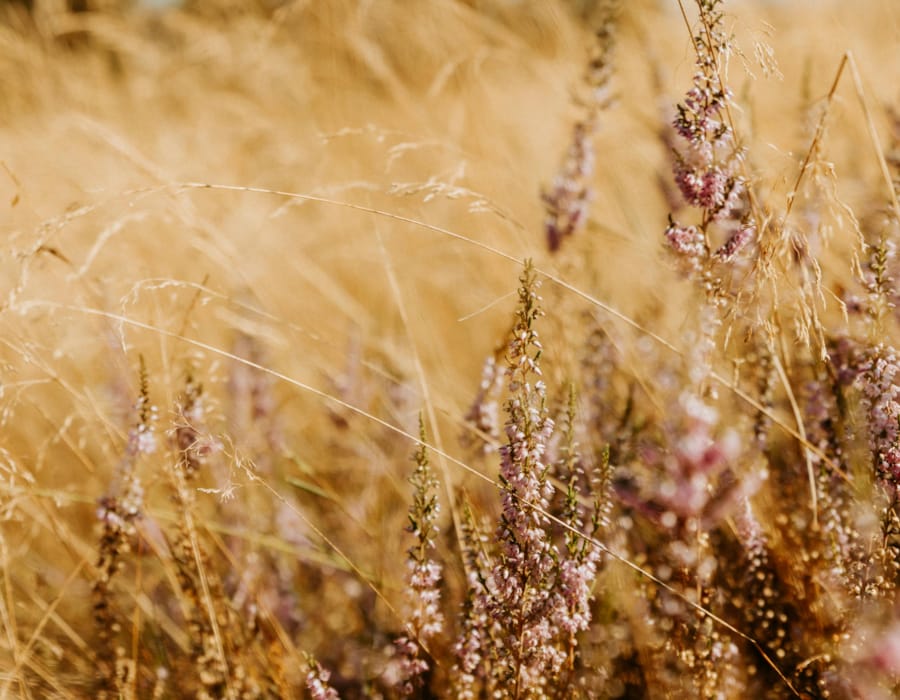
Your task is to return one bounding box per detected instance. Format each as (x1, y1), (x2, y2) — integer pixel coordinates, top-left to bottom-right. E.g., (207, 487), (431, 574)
(859, 345), (900, 495)
(93, 357), (156, 698)
(305, 656), (340, 700)
(801, 372), (859, 587)
(555, 386), (608, 565)
(542, 122), (595, 254)
(542, 1), (619, 253)
(457, 261), (605, 697)
(463, 339), (507, 454)
(731, 501), (796, 685)
(390, 418), (444, 695)
(558, 386), (585, 558)
(167, 372), (267, 699)
(665, 0), (753, 274)
(405, 419), (444, 640)
(451, 499), (493, 698)
(553, 387), (607, 676)
(827, 338), (900, 597)
(167, 373), (228, 695)
(863, 234), (898, 332)
(486, 260), (562, 694)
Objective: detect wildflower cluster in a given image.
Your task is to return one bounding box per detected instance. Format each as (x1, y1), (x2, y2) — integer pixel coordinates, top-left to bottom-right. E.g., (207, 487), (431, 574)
(454, 262), (604, 697)
(489, 262), (562, 691)
(665, 0), (753, 271)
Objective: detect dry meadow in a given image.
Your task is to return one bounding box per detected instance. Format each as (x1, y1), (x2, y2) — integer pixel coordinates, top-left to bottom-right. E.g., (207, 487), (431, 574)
(1, 0), (900, 697)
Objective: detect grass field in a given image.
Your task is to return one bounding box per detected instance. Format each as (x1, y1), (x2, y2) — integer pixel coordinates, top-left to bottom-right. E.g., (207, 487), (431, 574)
(1, 0), (900, 697)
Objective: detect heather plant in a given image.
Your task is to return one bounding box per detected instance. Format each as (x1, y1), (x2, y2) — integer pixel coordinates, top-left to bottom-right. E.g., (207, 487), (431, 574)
(453, 262), (604, 699)
(3, 1), (900, 699)
(663, 0), (753, 276)
(463, 336), (507, 454)
(93, 357), (156, 699)
(386, 419), (443, 695)
(305, 656), (340, 700)
(542, 0), (620, 254)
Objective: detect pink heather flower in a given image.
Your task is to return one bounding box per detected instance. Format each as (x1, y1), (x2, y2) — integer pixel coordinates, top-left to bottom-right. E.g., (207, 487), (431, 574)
(454, 263), (604, 695)
(552, 397), (605, 655)
(859, 345), (900, 492)
(390, 424), (443, 695)
(869, 622), (900, 675)
(715, 223), (754, 262)
(553, 552), (601, 637)
(543, 121), (595, 252)
(453, 582), (488, 696)
(829, 335), (869, 386)
(861, 237), (897, 315)
(483, 263), (568, 687)
(664, 219), (706, 272)
(387, 637), (429, 696)
(665, 0), (749, 270)
(126, 389), (158, 458)
(734, 498), (766, 560)
(452, 506), (493, 696)
(474, 264), (561, 685)
(128, 424), (157, 457)
(464, 353), (504, 452)
(403, 431), (444, 643)
(170, 376), (223, 487)
(542, 8), (617, 254)
(648, 391), (740, 523)
(305, 660), (339, 700)
(672, 153), (740, 217)
(98, 364), (157, 538)
(126, 364), (157, 459)
(845, 617), (900, 700)
(407, 559), (443, 638)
